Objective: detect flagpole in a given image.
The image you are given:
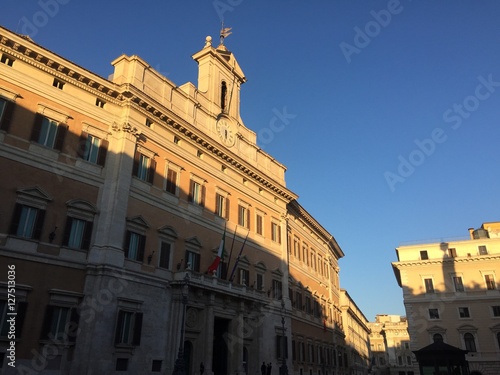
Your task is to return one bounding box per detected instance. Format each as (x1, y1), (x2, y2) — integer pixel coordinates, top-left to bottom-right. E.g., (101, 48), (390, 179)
(228, 231), (249, 283)
(224, 225), (238, 280)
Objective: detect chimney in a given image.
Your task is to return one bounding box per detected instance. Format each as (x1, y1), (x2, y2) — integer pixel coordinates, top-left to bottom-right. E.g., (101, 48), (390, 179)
(468, 228), (474, 239)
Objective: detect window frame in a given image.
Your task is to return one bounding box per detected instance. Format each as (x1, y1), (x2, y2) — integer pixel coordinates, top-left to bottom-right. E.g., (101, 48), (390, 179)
(271, 220), (281, 244)
(30, 113), (68, 151)
(114, 309), (143, 347)
(424, 278), (435, 293)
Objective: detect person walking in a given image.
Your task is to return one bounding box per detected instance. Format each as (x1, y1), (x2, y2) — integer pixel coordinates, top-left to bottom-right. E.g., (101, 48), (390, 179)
(266, 362), (272, 375)
(261, 362), (266, 375)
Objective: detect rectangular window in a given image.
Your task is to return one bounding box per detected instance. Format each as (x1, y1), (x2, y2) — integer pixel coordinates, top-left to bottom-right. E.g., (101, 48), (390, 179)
(238, 205), (249, 229)
(453, 276), (464, 292)
(133, 151), (156, 183)
(189, 180), (205, 206)
(256, 213), (263, 235)
(0, 98), (15, 132)
(275, 335), (288, 360)
(165, 168), (178, 195)
(116, 358), (128, 371)
(30, 115), (67, 150)
(9, 203), (45, 240)
(124, 231), (146, 262)
(152, 360), (162, 372)
(41, 305), (79, 342)
(478, 245), (488, 255)
(485, 274), (496, 290)
(215, 193), (229, 219)
(238, 269), (249, 286)
(114, 310), (142, 346)
(305, 297), (312, 314)
(1, 54), (14, 66)
(448, 248), (457, 257)
(458, 307), (470, 318)
(406, 356), (412, 365)
(95, 98), (105, 108)
(424, 278), (434, 293)
(271, 222), (281, 243)
(429, 308), (440, 319)
(295, 291), (302, 310)
(78, 132), (108, 166)
(491, 305), (500, 317)
(185, 250), (200, 272)
(256, 273), (264, 291)
(159, 242), (171, 269)
(293, 238), (299, 258)
(420, 250), (429, 260)
(62, 217), (93, 250)
(272, 279), (282, 300)
(53, 78), (65, 90)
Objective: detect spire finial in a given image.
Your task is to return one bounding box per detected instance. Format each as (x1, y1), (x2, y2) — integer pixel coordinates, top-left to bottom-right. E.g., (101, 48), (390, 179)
(220, 22), (232, 45)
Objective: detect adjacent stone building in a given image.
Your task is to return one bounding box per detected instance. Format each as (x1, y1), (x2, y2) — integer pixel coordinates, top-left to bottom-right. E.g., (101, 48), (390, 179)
(367, 315), (416, 375)
(0, 25), (367, 375)
(392, 222), (500, 375)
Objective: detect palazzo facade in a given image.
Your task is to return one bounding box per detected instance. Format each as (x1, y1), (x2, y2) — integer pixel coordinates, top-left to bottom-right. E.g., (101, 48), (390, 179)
(0, 26), (368, 375)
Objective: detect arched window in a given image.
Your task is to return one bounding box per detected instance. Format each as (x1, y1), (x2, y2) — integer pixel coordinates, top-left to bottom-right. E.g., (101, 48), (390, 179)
(221, 81), (227, 111)
(433, 333), (443, 343)
(464, 333), (476, 352)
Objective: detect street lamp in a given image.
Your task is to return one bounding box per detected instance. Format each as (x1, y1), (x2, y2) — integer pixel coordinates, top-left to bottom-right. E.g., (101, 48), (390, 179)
(280, 299), (289, 375)
(172, 273), (190, 375)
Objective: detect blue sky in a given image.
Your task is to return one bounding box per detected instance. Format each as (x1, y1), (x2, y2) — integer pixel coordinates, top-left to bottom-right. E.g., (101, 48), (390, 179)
(2, 1), (500, 321)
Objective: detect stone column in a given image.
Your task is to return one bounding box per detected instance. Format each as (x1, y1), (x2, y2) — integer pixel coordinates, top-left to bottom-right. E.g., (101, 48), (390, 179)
(88, 122), (138, 266)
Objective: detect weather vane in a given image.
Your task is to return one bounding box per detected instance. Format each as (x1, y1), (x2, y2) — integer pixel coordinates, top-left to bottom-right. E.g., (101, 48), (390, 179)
(220, 22), (232, 45)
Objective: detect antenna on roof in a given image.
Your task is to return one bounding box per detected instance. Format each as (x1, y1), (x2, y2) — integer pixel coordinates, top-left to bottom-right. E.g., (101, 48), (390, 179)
(220, 22), (232, 45)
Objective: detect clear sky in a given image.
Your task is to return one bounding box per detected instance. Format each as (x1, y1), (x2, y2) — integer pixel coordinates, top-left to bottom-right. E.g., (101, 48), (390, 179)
(2, 1), (499, 321)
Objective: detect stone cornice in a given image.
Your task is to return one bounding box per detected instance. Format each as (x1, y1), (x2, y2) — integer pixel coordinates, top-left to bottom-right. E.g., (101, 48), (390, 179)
(288, 200), (344, 259)
(393, 254), (500, 268)
(0, 27), (121, 103)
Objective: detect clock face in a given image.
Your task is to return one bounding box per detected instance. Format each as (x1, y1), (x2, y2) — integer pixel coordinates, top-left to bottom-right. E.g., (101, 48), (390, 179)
(216, 119), (236, 147)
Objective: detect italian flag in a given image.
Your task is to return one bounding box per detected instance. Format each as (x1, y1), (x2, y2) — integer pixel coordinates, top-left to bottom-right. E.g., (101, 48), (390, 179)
(207, 225), (226, 274)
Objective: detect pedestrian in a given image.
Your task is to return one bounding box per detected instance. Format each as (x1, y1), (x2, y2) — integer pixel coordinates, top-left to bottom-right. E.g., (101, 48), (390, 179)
(261, 362), (266, 375)
(266, 362), (272, 375)
(200, 362), (204, 375)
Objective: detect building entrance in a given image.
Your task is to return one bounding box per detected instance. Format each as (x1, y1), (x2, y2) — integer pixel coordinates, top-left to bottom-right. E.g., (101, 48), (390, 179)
(213, 318), (230, 375)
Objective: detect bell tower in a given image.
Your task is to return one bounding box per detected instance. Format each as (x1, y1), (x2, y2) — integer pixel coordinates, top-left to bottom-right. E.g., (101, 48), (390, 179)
(192, 34), (246, 121)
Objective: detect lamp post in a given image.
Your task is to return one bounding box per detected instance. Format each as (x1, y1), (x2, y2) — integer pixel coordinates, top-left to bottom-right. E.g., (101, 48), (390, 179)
(280, 299), (289, 375)
(172, 273), (190, 375)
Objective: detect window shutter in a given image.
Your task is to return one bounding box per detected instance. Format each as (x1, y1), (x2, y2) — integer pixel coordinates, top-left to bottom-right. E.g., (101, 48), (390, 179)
(81, 220), (93, 250)
(188, 180), (194, 202)
(62, 217), (73, 246)
(132, 312), (143, 346)
(147, 159), (156, 184)
(200, 185), (206, 207)
(54, 124), (68, 151)
(77, 132), (89, 158)
(137, 235), (145, 262)
(238, 206), (242, 225)
(278, 224), (282, 244)
(33, 209), (45, 240)
(40, 305), (55, 340)
(114, 310), (125, 344)
(132, 150), (140, 177)
(8, 203), (22, 235)
(30, 113), (44, 142)
(97, 139), (108, 167)
(225, 197), (230, 219)
(0, 100), (15, 132)
(124, 231), (131, 258)
(215, 193), (221, 215)
(69, 307), (80, 342)
(16, 302), (27, 338)
(247, 208), (250, 230)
